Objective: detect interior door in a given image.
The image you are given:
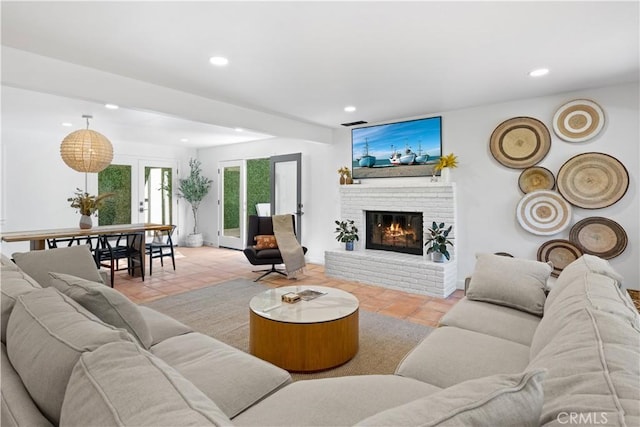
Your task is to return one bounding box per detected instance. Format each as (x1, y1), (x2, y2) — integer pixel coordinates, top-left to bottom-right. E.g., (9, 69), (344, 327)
(270, 153), (302, 241)
(218, 160), (246, 250)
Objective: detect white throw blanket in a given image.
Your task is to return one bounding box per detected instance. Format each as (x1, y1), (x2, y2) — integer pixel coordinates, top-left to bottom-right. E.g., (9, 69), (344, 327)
(272, 214), (306, 278)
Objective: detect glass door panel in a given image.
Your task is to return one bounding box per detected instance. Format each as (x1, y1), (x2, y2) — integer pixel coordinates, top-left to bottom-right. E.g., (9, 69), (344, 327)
(219, 160), (245, 250)
(98, 164), (132, 226)
(270, 153), (302, 241)
(138, 160), (177, 241)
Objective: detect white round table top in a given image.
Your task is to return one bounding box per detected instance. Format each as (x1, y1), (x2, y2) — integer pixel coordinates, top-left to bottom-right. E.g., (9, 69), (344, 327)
(249, 286), (359, 324)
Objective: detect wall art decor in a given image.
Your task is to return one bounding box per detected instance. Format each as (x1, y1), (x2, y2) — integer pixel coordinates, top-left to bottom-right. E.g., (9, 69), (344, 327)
(537, 239), (583, 278)
(516, 190), (572, 236)
(518, 166), (555, 193)
(569, 217), (627, 259)
(490, 117), (551, 169)
(553, 99), (605, 142)
(557, 152), (629, 209)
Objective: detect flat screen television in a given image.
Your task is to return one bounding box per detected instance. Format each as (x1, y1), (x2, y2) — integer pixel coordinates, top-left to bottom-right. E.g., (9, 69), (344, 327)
(351, 116), (442, 179)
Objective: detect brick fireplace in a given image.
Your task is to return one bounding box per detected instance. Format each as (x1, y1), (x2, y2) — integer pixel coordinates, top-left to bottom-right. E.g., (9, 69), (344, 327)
(325, 182), (457, 298)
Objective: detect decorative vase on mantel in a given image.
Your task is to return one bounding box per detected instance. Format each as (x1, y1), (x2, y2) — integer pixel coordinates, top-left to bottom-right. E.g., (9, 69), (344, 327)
(79, 215), (92, 230)
(440, 167), (451, 183)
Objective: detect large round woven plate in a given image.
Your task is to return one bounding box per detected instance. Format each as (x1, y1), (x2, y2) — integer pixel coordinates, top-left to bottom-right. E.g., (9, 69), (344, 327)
(553, 99), (605, 142)
(516, 190), (573, 236)
(557, 152), (629, 209)
(537, 239), (583, 278)
(490, 117), (551, 169)
(569, 217), (627, 259)
(518, 166), (555, 193)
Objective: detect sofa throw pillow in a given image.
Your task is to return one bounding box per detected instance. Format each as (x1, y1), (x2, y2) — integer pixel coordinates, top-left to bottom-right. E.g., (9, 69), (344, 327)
(466, 253), (551, 316)
(6, 287), (133, 425)
(60, 341), (232, 427)
(356, 369), (546, 427)
(49, 272), (153, 349)
(254, 235), (278, 250)
(12, 245), (103, 287)
(0, 272), (42, 343)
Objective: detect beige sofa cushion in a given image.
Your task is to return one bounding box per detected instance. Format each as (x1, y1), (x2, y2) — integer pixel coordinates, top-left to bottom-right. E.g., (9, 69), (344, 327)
(395, 326), (531, 389)
(0, 253), (18, 271)
(234, 375), (441, 426)
(356, 370), (546, 427)
(545, 254), (624, 311)
(49, 272), (153, 348)
(0, 271), (41, 343)
(138, 306), (193, 346)
(60, 341), (232, 426)
(6, 287), (133, 424)
(466, 253), (551, 316)
(528, 308), (640, 426)
(1, 343), (53, 427)
(439, 297), (541, 346)
(151, 332), (292, 418)
(12, 245), (103, 287)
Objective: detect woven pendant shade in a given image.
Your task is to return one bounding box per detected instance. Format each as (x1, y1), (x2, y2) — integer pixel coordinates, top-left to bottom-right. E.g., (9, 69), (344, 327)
(60, 119), (113, 173)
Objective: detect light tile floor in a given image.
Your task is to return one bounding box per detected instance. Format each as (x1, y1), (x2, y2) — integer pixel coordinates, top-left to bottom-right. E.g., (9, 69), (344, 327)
(114, 246), (463, 327)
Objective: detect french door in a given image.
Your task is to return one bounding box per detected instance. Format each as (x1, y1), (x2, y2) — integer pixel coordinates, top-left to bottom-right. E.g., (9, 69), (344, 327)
(270, 153), (303, 241)
(218, 160), (246, 250)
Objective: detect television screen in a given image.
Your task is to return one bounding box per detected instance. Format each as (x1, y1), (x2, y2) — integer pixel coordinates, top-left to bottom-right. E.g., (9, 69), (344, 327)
(351, 116), (442, 179)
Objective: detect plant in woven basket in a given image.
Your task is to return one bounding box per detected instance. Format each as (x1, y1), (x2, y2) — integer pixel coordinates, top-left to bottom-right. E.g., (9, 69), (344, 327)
(67, 189), (114, 216)
(425, 222), (454, 260)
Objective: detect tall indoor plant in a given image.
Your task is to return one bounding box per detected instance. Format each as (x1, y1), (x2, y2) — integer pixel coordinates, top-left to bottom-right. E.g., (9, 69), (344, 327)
(178, 158), (213, 247)
(425, 221), (454, 262)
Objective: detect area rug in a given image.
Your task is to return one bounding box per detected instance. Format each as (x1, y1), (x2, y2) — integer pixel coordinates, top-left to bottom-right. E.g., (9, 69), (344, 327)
(143, 278), (432, 381)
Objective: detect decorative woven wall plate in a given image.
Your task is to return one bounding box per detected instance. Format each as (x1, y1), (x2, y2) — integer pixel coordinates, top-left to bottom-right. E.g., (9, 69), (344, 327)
(557, 152), (629, 209)
(569, 217), (627, 259)
(490, 117), (551, 169)
(516, 190), (572, 236)
(553, 99), (605, 142)
(518, 166), (555, 193)
(537, 239), (583, 278)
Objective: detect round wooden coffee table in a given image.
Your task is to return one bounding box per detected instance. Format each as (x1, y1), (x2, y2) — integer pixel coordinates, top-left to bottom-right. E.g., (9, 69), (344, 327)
(249, 286), (359, 372)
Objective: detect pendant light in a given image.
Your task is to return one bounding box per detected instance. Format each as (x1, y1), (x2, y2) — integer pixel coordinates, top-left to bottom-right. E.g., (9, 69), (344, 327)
(60, 115), (113, 173)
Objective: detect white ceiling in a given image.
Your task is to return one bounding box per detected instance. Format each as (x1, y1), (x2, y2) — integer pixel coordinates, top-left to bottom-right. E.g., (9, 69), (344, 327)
(2, 1), (639, 146)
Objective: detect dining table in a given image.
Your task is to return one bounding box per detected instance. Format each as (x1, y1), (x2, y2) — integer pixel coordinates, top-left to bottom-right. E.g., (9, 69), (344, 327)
(0, 223), (174, 278)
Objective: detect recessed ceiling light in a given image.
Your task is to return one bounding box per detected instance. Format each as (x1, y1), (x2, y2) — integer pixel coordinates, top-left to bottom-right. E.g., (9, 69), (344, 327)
(105, 103), (119, 110)
(180, 138), (189, 143)
(235, 128), (243, 132)
(344, 106), (357, 113)
(529, 68), (549, 77)
(61, 122), (73, 127)
(209, 56), (229, 66)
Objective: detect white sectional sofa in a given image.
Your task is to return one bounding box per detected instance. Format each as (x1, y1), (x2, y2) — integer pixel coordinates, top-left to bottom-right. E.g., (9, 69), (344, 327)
(1, 247), (638, 426)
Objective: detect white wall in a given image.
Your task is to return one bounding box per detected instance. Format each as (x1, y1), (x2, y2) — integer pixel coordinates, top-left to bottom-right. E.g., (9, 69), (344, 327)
(1, 124), (196, 255)
(332, 83), (639, 288)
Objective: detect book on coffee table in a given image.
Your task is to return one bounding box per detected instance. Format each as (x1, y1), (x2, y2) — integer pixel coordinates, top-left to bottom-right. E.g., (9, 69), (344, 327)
(296, 289), (327, 301)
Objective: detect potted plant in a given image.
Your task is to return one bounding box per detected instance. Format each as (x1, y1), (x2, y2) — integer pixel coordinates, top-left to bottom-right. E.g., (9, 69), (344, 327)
(434, 153), (458, 183)
(425, 221), (454, 262)
(67, 188), (114, 229)
(178, 158), (213, 247)
(334, 219), (359, 251)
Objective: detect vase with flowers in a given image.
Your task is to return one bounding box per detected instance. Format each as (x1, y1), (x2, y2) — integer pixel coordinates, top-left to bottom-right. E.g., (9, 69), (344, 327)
(434, 153), (458, 183)
(338, 166), (353, 185)
(68, 188), (114, 229)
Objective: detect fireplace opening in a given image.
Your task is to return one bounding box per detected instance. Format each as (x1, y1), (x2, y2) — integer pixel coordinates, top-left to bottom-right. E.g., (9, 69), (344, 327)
(365, 211), (423, 255)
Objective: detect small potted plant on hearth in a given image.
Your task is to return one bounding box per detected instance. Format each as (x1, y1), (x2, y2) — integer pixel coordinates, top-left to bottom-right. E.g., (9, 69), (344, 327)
(334, 219), (359, 251)
(424, 221), (453, 262)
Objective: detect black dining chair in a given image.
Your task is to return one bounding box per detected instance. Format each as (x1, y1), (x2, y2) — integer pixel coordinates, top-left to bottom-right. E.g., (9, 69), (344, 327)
(243, 215), (307, 281)
(145, 225), (176, 275)
(94, 233), (145, 287)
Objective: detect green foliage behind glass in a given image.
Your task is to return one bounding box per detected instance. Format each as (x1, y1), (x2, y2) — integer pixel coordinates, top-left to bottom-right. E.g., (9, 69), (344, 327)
(98, 165), (132, 225)
(247, 159), (270, 216)
(223, 167), (240, 229)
